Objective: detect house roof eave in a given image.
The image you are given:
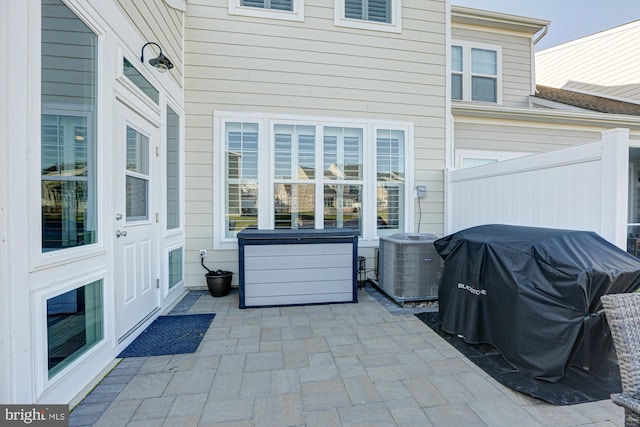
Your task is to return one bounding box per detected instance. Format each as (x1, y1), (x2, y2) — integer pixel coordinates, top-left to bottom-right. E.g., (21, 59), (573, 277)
(451, 5), (550, 35)
(451, 102), (640, 129)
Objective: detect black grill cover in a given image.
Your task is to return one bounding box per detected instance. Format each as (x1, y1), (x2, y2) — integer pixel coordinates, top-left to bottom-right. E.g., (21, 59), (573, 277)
(434, 224), (640, 382)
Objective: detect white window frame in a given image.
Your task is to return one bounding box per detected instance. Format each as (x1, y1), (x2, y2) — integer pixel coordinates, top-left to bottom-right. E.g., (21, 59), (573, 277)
(451, 40), (502, 105)
(213, 112), (414, 250)
(373, 124), (409, 236)
(455, 149), (531, 169)
(229, 0), (305, 22)
(165, 243), (185, 296)
(164, 103), (183, 234)
(334, 0), (401, 33)
(34, 269), (107, 398)
(33, 1), (106, 269)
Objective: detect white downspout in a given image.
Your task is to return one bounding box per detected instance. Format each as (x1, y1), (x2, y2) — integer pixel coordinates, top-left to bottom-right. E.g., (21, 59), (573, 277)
(530, 24), (549, 100)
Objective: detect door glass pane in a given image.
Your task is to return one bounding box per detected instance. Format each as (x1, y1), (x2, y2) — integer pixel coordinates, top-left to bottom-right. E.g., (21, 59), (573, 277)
(47, 280), (103, 378)
(126, 127), (149, 221)
(166, 107), (180, 230)
(226, 122), (259, 237)
(377, 129), (404, 235)
(324, 184), (362, 234)
(275, 184), (315, 229)
(127, 128), (149, 174)
(126, 176), (149, 220)
(41, 0), (97, 251)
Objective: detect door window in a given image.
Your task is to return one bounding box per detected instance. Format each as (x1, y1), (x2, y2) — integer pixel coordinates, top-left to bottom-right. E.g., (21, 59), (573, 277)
(126, 127), (150, 221)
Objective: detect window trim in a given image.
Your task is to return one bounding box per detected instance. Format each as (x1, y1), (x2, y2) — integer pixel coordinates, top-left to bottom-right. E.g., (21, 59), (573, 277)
(228, 0), (304, 22)
(214, 112), (414, 250)
(165, 104), (182, 232)
(373, 125), (409, 236)
(35, 0), (106, 268)
(166, 243), (185, 294)
(451, 40), (502, 105)
(334, 0), (402, 33)
(124, 123), (152, 223)
(455, 149), (532, 169)
(34, 270), (107, 397)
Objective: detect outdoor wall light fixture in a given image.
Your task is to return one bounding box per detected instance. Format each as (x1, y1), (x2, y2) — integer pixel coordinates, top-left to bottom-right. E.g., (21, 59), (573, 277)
(140, 42), (174, 73)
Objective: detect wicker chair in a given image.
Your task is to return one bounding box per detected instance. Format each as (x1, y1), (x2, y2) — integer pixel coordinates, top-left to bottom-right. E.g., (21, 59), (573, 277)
(601, 293), (640, 426)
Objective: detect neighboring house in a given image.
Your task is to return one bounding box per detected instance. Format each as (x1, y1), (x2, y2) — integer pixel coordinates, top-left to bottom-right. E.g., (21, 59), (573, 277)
(535, 20), (640, 104)
(447, 8), (640, 256)
(449, 7), (640, 172)
(2, 0), (639, 406)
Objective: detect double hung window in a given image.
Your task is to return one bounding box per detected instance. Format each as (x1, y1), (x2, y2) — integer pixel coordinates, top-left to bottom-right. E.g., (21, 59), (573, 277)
(345, 0), (391, 23)
(274, 124), (316, 229)
(335, 0), (401, 32)
(451, 42), (501, 104)
(229, 0), (304, 21)
(323, 127), (363, 232)
(376, 129), (405, 235)
(217, 113), (412, 246)
(242, 0), (292, 10)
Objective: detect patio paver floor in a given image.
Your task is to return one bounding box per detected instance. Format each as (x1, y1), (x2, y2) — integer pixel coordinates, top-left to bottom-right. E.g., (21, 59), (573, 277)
(69, 288), (625, 426)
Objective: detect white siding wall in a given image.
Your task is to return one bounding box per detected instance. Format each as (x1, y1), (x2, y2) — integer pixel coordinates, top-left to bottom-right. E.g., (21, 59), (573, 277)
(454, 120), (603, 154)
(536, 22), (640, 102)
(184, 0), (447, 287)
(452, 26), (533, 107)
(115, 0), (184, 86)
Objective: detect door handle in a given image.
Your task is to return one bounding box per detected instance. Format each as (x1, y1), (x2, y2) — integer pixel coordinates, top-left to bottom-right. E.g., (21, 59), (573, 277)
(115, 212), (123, 220)
(115, 229), (127, 238)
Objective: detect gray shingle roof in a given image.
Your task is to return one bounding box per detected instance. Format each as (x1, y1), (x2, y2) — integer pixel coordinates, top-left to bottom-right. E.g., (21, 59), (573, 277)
(535, 85), (640, 116)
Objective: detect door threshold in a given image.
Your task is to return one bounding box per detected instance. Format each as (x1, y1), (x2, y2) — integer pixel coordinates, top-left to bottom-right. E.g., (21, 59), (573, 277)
(117, 307), (161, 345)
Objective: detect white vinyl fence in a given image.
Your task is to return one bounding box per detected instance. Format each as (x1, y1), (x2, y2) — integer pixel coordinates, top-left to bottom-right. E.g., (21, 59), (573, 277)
(445, 128), (633, 249)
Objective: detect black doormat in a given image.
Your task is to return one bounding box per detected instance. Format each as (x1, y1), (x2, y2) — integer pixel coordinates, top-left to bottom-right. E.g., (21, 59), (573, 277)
(415, 312), (622, 405)
(118, 314), (215, 358)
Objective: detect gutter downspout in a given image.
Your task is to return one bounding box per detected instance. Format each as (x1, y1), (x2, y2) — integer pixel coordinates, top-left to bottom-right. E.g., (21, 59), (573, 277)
(530, 24), (550, 100)
(534, 24), (549, 46)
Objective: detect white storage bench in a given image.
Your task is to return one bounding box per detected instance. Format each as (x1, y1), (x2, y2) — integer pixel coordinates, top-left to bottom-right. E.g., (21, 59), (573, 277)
(237, 229), (359, 308)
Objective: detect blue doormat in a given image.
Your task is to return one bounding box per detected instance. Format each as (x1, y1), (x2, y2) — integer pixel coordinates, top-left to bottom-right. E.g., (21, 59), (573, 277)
(118, 314), (215, 358)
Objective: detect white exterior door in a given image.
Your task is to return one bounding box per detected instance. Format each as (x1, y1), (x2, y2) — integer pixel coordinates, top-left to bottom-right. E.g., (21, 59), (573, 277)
(114, 100), (160, 341)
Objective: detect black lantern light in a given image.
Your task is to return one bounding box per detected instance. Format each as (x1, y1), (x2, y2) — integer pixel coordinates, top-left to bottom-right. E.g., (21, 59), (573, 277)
(140, 42), (174, 73)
